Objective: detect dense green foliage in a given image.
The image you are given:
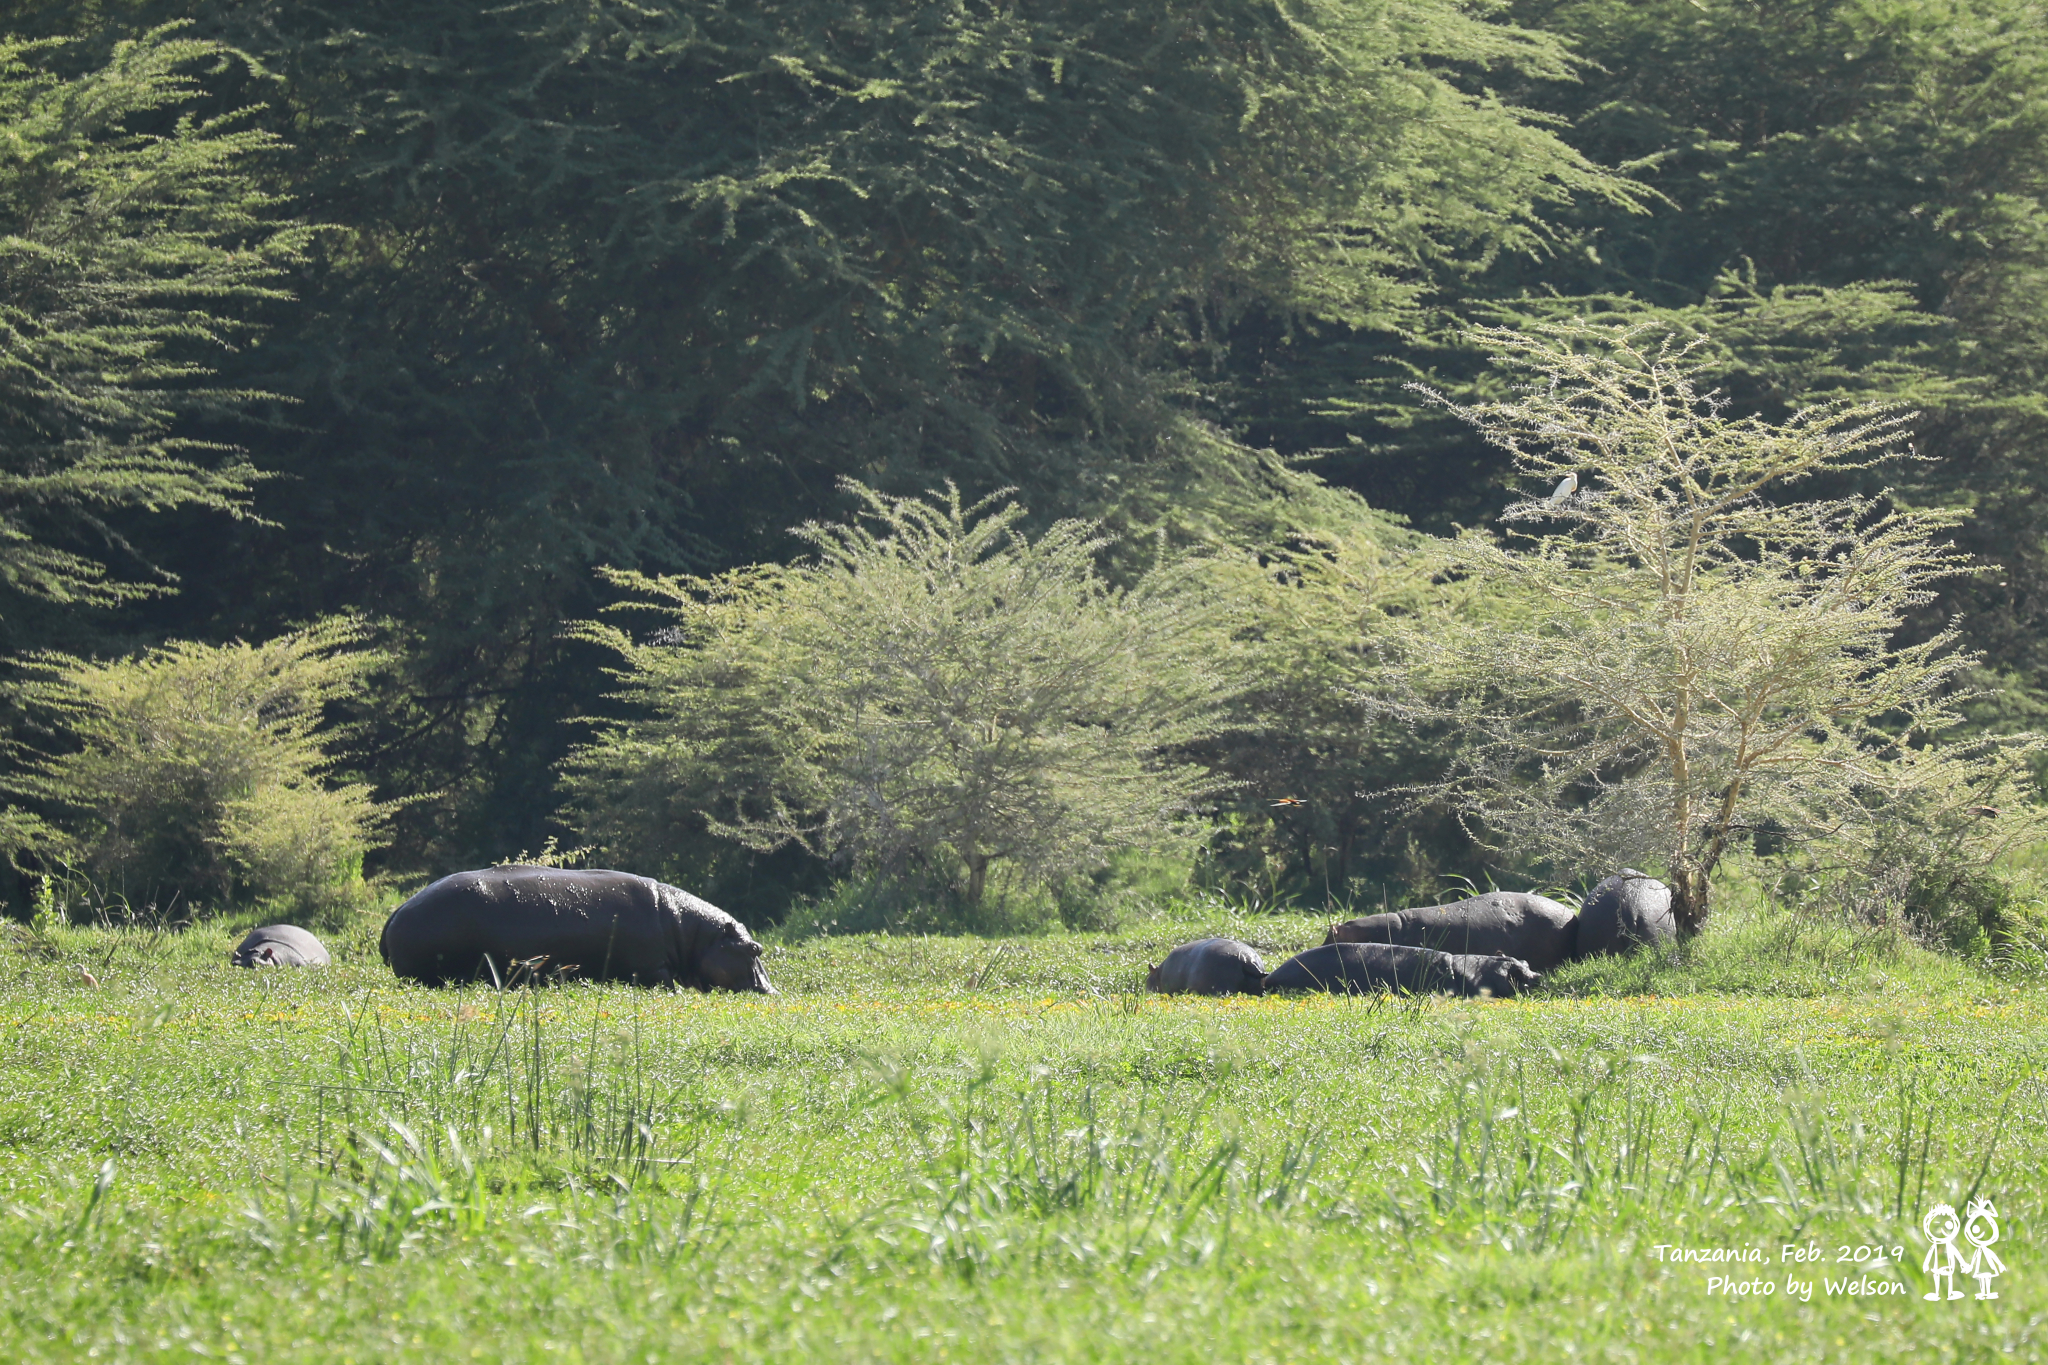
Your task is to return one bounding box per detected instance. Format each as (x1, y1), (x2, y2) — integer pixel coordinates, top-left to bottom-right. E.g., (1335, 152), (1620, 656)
(0, 24), (302, 619)
(124, 0), (1619, 874)
(2, 0), (2048, 924)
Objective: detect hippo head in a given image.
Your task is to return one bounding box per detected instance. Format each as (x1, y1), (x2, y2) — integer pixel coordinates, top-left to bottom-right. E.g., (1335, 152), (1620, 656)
(1473, 954), (1541, 998)
(232, 944), (278, 968)
(701, 925), (776, 994)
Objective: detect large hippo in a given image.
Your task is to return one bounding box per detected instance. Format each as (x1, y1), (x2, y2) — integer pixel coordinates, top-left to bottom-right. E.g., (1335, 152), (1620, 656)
(1264, 942), (1541, 998)
(1145, 937), (1266, 995)
(1324, 891), (1579, 973)
(1577, 869), (1676, 956)
(380, 867), (775, 992)
(231, 924), (330, 968)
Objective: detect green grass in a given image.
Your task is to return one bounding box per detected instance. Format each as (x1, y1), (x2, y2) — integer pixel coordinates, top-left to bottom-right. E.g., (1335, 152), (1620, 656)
(0, 891), (2043, 1362)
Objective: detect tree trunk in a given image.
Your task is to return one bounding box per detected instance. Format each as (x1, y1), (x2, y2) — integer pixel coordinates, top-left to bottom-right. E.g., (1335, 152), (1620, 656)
(1671, 862), (1711, 938)
(1668, 732), (1709, 937)
(966, 852), (989, 906)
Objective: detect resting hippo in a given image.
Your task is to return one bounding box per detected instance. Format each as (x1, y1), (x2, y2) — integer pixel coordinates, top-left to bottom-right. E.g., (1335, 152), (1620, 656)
(1578, 869), (1677, 956)
(231, 924), (330, 968)
(1324, 891), (1579, 973)
(380, 866), (775, 992)
(1264, 942), (1541, 998)
(1145, 937), (1266, 995)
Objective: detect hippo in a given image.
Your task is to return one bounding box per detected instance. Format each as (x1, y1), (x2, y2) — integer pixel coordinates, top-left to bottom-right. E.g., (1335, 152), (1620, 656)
(1577, 869), (1677, 956)
(1145, 937), (1266, 995)
(380, 866), (775, 992)
(231, 924), (330, 968)
(1263, 942), (1541, 998)
(1324, 891), (1579, 973)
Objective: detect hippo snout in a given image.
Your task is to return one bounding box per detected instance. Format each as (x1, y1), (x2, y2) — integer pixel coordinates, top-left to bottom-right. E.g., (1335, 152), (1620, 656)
(699, 935), (778, 994)
(1481, 957), (1542, 997)
(743, 941), (778, 994)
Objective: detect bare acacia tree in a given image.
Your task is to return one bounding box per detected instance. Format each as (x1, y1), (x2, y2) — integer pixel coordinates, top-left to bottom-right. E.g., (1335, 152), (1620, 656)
(1404, 320), (2034, 935)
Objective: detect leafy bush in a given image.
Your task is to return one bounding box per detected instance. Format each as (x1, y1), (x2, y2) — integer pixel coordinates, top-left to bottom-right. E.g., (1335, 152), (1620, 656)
(566, 484), (1239, 919)
(3, 619), (394, 922)
(1191, 481), (1461, 906)
(1841, 796), (2048, 961)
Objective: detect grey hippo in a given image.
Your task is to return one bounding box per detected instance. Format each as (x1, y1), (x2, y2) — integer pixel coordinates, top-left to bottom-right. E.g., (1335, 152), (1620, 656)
(1145, 937), (1266, 995)
(1576, 869), (1676, 956)
(231, 924), (330, 968)
(380, 866), (775, 992)
(1264, 942), (1541, 998)
(1324, 890), (1579, 973)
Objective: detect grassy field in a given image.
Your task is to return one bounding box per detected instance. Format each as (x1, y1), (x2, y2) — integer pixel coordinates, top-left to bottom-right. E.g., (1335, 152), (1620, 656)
(0, 889), (2042, 1362)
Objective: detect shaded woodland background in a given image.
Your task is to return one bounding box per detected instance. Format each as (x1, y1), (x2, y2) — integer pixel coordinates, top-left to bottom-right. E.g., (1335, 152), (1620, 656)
(5, 0), (2048, 924)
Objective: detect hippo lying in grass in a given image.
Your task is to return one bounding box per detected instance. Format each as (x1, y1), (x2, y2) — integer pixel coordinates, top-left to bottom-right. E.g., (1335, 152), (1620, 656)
(1265, 942), (1541, 998)
(1146, 937), (1266, 995)
(381, 867), (775, 993)
(231, 925), (330, 968)
(1578, 869), (1677, 956)
(1324, 891), (1579, 973)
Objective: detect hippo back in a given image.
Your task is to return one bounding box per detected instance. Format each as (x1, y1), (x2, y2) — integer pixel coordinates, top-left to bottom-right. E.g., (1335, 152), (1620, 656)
(381, 867), (678, 986)
(1325, 892), (1578, 972)
(1578, 870), (1676, 956)
(231, 924), (330, 968)
(1146, 937), (1265, 995)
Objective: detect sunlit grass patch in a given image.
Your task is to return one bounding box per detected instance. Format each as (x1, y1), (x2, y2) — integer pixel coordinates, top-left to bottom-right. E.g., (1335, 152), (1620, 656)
(0, 890), (2040, 1361)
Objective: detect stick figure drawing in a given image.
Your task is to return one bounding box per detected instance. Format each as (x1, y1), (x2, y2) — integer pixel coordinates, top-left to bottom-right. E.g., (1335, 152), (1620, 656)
(1923, 1204), (1966, 1301)
(1963, 1198), (2005, 1301)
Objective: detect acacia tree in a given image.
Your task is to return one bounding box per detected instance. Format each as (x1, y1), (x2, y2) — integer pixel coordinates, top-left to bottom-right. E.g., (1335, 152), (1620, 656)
(0, 26), (307, 608)
(565, 484), (1236, 910)
(1408, 321), (2038, 936)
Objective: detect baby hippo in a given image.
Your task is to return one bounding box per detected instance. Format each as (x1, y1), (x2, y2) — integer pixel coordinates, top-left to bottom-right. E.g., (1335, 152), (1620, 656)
(231, 924), (331, 968)
(1264, 942), (1540, 998)
(1145, 937), (1266, 995)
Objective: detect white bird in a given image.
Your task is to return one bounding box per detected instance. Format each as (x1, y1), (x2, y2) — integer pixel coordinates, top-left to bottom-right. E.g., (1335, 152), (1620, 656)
(1545, 472), (1578, 504)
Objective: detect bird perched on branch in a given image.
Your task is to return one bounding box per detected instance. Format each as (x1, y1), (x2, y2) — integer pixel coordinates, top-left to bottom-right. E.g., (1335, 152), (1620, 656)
(1545, 472), (1578, 504)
